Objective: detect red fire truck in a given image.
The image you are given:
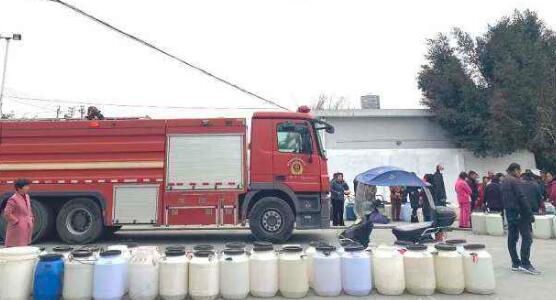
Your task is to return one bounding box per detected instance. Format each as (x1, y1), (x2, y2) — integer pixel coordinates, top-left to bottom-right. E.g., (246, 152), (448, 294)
(0, 107), (334, 244)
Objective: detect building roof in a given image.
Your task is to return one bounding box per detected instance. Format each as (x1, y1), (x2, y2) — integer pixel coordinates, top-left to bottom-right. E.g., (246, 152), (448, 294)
(313, 109), (434, 118)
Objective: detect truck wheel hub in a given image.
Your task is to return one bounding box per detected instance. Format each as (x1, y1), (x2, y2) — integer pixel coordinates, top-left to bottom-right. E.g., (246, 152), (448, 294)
(66, 208), (92, 235)
(261, 210), (282, 232)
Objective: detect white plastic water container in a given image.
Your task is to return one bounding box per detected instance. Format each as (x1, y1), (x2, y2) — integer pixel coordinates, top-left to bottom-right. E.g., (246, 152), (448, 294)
(485, 213), (504, 236)
(471, 212), (487, 235)
(107, 245), (131, 293)
(445, 239), (467, 254)
(400, 203), (412, 222)
(304, 241), (320, 288)
(220, 248), (249, 299)
(189, 250), (219, 300)
(278, 246), (308, 299)
(403, 244), (435, 296)
(545, 202), (555, 214)
(249, 242), (278, 298)
(93, 250), (127, 300)
(341, 244), (372, 296)
(463, 244), (496, 295)
(129, 250), (159, 300)
(159, 249), (188, 300)
(0, 246), (40, 300)
(532, 215), (553, 239)
(434, 244), (464, 295)
(372, 246), (405, 295)
(312, 245), (342, 297)
(63, 250), (95, 300)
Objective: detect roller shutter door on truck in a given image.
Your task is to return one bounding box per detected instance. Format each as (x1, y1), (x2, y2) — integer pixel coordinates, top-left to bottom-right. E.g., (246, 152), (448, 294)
(167, 134), (244, 190)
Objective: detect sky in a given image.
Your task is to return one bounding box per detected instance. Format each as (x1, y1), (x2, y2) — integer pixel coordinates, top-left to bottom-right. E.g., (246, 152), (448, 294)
(1, 0), (556, 119)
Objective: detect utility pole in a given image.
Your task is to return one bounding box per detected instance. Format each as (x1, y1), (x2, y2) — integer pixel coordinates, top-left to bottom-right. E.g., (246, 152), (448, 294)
(56, 106), (61, 119)
(0, 33), (22, 118)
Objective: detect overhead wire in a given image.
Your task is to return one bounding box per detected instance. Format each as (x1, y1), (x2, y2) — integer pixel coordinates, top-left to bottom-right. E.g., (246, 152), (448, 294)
(47, 0), (290, 111)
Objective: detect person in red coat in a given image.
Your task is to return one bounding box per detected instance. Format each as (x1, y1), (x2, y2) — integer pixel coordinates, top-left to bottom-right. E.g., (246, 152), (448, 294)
(3, 179), (34, 247)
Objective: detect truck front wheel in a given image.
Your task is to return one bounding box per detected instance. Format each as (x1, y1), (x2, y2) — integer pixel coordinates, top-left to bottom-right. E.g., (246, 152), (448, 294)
(249, 197), (294, 243)
(56, 198), (103, 244)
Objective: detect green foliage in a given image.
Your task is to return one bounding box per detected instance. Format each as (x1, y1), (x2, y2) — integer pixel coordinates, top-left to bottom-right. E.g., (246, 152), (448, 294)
(418, 10), (556, 173)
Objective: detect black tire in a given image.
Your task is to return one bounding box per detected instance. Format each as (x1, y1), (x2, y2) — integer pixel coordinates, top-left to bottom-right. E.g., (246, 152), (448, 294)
(249, 197), (295, 243)
(56, 198), (104, 244)
(0, 199), (55, 243)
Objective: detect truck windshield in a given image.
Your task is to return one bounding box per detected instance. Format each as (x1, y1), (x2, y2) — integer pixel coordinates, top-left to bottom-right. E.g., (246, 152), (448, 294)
(311, 119), (334, 158)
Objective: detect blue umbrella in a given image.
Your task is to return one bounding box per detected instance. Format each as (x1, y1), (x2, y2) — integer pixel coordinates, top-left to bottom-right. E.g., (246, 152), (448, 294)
(355, 166), (429, 187)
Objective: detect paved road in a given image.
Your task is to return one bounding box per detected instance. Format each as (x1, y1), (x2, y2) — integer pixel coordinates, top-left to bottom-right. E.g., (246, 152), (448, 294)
(37, 227), (555, 300)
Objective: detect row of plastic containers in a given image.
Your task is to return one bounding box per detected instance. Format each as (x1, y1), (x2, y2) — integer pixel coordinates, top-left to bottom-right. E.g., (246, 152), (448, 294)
(472, 212), (556, 239)
(0, 240), (495, 300)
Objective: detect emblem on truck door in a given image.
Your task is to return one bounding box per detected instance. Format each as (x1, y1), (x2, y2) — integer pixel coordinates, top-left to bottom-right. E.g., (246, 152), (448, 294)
(287, 158), (305, 175)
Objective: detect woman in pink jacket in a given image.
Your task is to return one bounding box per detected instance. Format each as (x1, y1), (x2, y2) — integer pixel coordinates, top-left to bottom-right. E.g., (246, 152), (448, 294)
(3, 179), (34, 247)
(455, 172), (472, 228)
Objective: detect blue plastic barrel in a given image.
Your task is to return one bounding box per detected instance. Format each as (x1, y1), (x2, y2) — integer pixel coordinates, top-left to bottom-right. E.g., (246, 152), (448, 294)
(34, 254), (64, 300)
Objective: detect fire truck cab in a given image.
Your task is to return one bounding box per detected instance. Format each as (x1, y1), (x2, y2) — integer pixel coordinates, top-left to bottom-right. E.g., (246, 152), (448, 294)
(0, 107), (334, 244)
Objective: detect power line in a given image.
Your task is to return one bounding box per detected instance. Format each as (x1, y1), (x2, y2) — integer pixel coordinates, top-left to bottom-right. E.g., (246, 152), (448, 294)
(3, 93), (277, 110)
(47, 0), (290, 111)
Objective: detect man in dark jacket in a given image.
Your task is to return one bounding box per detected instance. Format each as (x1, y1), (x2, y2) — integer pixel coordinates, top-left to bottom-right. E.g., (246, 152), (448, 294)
(521, 171), (544, 214)
(430, 164), (447, 206)
(501, 163), (540, 275)
(484, 173), (504, 212)
(467, 171), (479, 210)
(330, 172), (350, 226)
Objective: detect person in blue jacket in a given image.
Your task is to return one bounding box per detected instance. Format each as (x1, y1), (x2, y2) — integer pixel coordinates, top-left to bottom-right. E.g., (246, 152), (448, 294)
(330, 172), (350, 226)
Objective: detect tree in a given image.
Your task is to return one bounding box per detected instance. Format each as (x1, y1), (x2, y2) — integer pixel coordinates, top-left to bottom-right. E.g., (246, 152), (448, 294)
(311, 94), (353, 110)
(418, 10), (556, 172)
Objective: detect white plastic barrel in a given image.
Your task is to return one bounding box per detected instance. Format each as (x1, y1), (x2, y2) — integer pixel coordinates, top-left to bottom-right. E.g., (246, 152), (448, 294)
(129, 250), (159, 300)
(249, 242), (278, 298)
(304, 241), (319, 288)
(532, 215), (553, 239)
(63, 250), (95, 300)
(93, 250), (127, 300)
(278, 246), (308, 299)
(159, 249), (188, 300)
(403, 244), (435, 296)
(0, 246), (40, 300)
(372, 246), (405, 295)
(220, 248), (249, 300)
(434, 244), (464, 295)
(107, 245), (131, 293)
(463, 244), (496, 295)
(189, 250), (219, 300)
(312, 245), (342, 297)
(485, 213), (504, 236)
(471, 212), (487, 235)
(341, 244), (372, 296)
(445, 239), (467, 254)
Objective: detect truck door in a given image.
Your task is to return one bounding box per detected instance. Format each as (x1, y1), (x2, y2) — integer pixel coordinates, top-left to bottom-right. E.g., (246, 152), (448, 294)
(272, 120), (321, 192)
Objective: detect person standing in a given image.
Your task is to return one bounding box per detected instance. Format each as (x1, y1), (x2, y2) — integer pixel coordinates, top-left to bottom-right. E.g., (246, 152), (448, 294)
(354, 183), (377, 222)
(501, 163), (539, 275)
(544, 172), (556, 207)
(467, 171), (480, 211)
(330, 173), (350, 226)
(476, 176), (490, 210)
(430, 164), (447, 206)
(3, 179), (34, 247)
(406, 185), (421, 223)
(455, 172), (472, 228)
(521, 171), (544, 214)
(421, 174), (434, 222)
(484, 173), (504, 213)
(389, 186), (403, 221)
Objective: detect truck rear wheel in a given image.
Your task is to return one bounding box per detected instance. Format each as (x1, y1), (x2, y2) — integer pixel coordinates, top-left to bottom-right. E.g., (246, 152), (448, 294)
(0, 199), (54, 243)
(249, 197), (294, 243)
(56, 198), (103, 244)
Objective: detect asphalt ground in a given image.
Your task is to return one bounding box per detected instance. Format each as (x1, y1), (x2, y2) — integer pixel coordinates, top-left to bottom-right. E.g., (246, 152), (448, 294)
(35, 224), (556, 300)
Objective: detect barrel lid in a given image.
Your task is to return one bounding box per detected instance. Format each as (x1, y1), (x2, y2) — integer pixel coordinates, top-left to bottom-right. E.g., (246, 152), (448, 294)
(225, 242), (246, 249)
(223, 248), (245, 255)
(252, 242), (274, 252)
(39, 254), (63, 261)
(316, 245), (337, 252)
(463, 244), (485, 250)
(435, 244), (457, 251)
(281, 246), (303, 253)
(71, 250), (93, 258)
(165, 249), (186, 257)
(52, 246), (73, 252)
(343, 244), (365, 252)
(193, 250), (214, 257)
(39, 247), (46, 252)
(165, 245), (186, 252)
(445, 239), (467, 245)
(100, 250), (122, 257)
(406, 244), (428, 251)
(193, 244), (214, 251)
(125, 242), (139, 249)
(83, 245), (101, 252)
(393, 240), (413, 247)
